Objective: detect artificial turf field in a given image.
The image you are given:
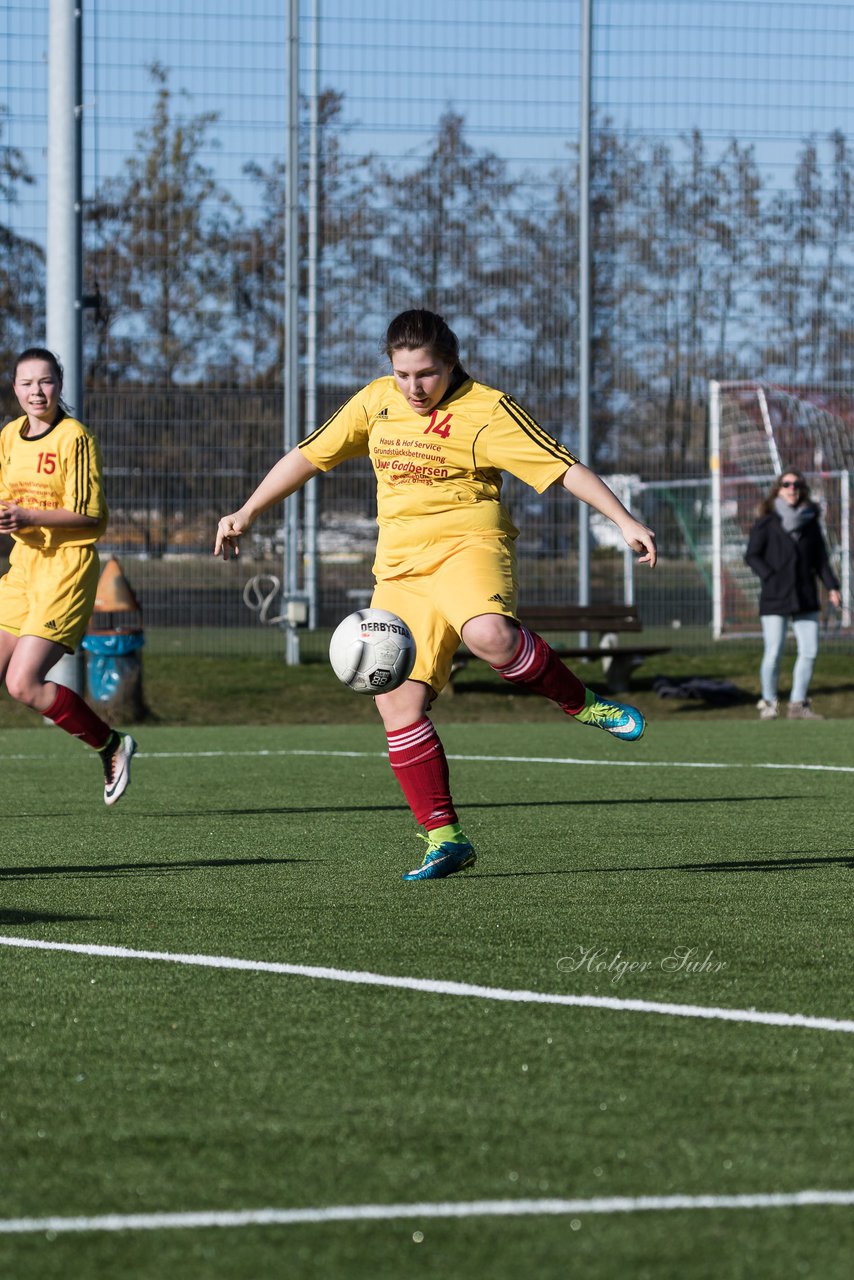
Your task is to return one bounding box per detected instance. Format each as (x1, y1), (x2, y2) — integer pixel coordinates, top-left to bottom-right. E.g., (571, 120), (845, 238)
(0, 718), (852, 1279)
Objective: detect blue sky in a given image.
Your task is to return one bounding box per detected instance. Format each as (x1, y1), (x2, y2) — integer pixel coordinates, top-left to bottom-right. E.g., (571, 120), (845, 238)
(3, 0), (854, 242)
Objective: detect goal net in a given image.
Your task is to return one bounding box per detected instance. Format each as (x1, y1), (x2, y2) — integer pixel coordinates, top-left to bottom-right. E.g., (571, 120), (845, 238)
(710, 380), (852, 637)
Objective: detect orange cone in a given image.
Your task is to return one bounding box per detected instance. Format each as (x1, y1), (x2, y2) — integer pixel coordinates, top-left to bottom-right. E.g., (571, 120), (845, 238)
(94, 556), (142, 614)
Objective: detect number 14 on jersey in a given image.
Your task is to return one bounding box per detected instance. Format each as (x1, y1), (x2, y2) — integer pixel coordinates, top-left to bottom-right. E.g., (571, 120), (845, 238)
(425, 411), (452, 439)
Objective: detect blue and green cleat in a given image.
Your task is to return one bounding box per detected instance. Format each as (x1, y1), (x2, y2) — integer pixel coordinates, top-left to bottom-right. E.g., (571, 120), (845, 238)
(572, 688), (645, 741)
(402, 834), (477, 881)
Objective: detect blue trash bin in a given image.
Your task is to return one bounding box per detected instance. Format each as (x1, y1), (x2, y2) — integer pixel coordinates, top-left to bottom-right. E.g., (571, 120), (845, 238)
(81, 631), (145, 704)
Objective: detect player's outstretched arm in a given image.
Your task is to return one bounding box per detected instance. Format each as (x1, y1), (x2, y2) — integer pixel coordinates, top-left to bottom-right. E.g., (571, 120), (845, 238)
(561, 462), (657, 568)
(214, 447), (321, 559)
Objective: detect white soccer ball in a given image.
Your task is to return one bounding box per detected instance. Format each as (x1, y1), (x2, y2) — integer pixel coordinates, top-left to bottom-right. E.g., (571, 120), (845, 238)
(328, 608), (416, 694)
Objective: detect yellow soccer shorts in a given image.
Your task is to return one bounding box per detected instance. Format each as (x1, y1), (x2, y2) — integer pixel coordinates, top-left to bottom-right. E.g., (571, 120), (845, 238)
(0, 541), (100, 651)
(372, 533), (518, 694)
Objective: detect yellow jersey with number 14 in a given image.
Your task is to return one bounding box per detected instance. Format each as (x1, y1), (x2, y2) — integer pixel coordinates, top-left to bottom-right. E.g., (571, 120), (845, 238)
(299, 375), (578, 576)
(0, 414), (108, 550)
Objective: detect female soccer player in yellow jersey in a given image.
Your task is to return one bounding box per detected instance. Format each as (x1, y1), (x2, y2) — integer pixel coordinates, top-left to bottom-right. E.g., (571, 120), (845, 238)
(215, 310), (656, 879)
(0, 349), (136, 804)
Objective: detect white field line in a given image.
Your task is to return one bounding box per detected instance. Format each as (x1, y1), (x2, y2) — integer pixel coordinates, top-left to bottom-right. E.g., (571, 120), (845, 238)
(1, 1190), (853, 1235)
(0, 746), (852, 772)
(106, 748), (854, 774)
(1, 935), (853, 1035)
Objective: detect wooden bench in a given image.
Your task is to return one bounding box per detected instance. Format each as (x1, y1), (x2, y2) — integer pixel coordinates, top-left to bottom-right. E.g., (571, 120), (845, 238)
(451, 603), (671, 694)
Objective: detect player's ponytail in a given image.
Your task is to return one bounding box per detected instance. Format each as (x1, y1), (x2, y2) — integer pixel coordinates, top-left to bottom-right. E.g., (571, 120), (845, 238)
(384, 310), (461, 370)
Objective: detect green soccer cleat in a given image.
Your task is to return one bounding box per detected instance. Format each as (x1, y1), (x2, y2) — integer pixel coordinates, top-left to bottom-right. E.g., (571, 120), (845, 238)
(572, 688), (645, 741)
(402, 835), (477, 881)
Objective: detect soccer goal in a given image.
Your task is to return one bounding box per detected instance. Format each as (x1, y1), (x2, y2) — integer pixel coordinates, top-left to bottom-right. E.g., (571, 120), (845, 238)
(709, 380), (852, 638)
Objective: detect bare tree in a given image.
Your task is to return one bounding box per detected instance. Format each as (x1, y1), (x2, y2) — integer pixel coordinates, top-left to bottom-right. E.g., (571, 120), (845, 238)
(0, 109), (43, 397)
(84, 64), (239, 386)
(233, 89), (380, 389)
(371, 110), (521, 364)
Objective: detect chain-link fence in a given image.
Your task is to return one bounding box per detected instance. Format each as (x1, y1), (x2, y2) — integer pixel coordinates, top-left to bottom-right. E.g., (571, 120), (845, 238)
(2, 2), (854, 656)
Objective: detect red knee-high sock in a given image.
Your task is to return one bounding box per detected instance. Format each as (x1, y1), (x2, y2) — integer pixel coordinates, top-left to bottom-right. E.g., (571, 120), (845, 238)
(386, 716), (458, 832)
(492, 625), (586, 714)
(44, 684), (113, 750)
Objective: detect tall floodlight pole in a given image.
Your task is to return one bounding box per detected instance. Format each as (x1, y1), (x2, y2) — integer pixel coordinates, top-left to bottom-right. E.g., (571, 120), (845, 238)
(577, 0), (592, 623)
(47, 0), (83, 402)
(303, 0), (320, 629)
(841, 470), (851, 630)
(283, 0), (301, 663)
(47, 0), (85, 693)
(709, 380), (722, 638)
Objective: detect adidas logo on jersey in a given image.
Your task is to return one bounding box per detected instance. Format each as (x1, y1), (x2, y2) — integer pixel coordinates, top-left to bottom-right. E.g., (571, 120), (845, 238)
(375, 408), (389, 420)
(44, 620), (58, 631)
(487, 594), (506, 605)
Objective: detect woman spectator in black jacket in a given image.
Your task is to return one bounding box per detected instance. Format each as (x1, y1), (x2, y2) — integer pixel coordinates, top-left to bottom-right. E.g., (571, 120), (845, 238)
(745, 469), (841, 720)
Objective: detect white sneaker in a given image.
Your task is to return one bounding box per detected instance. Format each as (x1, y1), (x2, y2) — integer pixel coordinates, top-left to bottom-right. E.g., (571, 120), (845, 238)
(101, 733), (138, 805)
(787, 700), (823, 721)
(757, 698), (778, 720)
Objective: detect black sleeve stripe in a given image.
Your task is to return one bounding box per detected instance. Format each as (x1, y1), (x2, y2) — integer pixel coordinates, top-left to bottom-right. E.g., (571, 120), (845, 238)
(502, 395), (542, 433)
(84, 437), (93, 511)
(71, 435), (93, 514)
(81, 437), (90, 513)
(74, 437), (84, 512)
(499, 395), (578, 465)
(501, 395), (574, 456)
(299, 401), (349, 448)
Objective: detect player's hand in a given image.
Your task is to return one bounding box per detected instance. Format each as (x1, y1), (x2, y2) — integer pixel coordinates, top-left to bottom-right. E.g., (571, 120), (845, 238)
(0, 502), (29, 533)
(621, 518), (657, 568)
(214, 511), (251, 560)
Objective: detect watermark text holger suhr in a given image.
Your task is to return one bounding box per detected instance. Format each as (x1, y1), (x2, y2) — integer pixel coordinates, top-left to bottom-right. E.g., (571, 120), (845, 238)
(557, 946), (727, 985)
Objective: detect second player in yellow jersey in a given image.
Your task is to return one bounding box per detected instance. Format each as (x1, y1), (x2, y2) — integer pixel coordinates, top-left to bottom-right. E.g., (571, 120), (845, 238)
(0, 347), (136, 805)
